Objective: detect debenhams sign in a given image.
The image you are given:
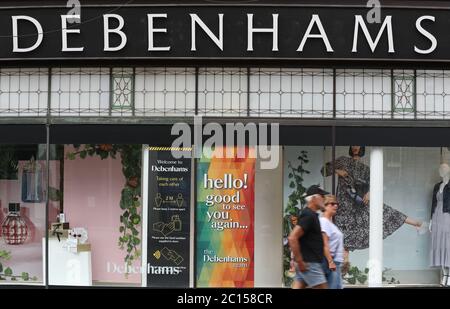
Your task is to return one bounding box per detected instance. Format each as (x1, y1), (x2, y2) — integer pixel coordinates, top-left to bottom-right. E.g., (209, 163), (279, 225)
(1, 6), (449, 61)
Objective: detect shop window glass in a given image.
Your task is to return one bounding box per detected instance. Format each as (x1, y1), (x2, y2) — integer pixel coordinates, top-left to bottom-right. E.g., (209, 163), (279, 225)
(0, 144), (46, 285)
(134, 67), (196, 116)
(197, 68), (248, 117)
(335, 69), (391, 119)
(416, 70), (450, 120)
(392, 70), (415, 119)
(382, 147), (445, 286)
(249, 68), (334, 118)
(282, 146), (333, 287)
(111, 68), (134, 116)
(50, 68), (110, 117)
(48, 144), (143, 286)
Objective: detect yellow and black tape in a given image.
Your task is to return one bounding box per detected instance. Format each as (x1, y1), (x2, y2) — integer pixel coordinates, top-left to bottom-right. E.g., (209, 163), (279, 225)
(147, 146), (192, 151)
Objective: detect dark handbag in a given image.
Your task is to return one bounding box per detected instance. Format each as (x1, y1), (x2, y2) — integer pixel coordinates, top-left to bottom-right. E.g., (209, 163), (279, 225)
(343, 176), (368, 207)
(354, 178), (369, 197)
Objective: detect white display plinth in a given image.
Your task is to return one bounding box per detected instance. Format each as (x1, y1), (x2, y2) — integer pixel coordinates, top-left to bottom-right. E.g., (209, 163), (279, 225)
(47, 238), (92, 286)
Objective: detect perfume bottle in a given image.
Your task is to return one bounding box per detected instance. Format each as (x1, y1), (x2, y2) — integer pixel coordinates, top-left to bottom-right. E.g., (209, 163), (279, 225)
(1, 203), (29, 245)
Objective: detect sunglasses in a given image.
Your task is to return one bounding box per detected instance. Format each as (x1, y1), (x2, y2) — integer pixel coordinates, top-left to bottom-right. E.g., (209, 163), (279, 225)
(326, 202), (339, 206)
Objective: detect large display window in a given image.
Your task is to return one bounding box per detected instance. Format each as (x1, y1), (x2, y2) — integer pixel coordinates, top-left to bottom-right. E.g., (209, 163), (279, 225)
(331, 146), (425, 286)
(283, 143), (450, 288)
(0, 144), (46, 285)
(382, 147), (447, 286)
(47, 144), (143, 286)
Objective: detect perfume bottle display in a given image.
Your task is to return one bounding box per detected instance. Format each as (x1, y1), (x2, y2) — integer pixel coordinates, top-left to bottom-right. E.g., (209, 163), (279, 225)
(1, 203), (29, 245)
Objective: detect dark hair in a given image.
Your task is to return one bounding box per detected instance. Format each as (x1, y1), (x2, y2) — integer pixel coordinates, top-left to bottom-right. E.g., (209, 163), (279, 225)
(349, 146), (365, 157)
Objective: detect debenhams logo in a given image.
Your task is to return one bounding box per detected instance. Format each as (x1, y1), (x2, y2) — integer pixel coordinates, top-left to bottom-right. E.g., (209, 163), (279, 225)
(151, 164), (189, 173)
(149, 265), (182, 275)
(107, 262), (182, 275)
(203, 255), (249, 263)
(8, 12), (439, 55)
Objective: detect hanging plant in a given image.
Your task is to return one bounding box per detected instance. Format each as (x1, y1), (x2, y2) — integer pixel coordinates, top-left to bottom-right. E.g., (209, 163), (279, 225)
(0, 249), (38, 282)
(117, 144), (142, 274)
(66, 144), (142, 276)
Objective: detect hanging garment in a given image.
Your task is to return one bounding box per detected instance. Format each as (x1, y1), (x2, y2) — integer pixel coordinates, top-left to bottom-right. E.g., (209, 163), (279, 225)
(21, 158), (44, 203)
(322, 156), (407, 251)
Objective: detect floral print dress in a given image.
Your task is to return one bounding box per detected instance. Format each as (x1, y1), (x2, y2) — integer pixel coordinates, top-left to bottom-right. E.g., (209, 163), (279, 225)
(323, 156), (407, 251)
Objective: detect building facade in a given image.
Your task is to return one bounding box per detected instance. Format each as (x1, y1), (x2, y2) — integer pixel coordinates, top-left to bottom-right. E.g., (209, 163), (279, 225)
(0, 0), (450, 287)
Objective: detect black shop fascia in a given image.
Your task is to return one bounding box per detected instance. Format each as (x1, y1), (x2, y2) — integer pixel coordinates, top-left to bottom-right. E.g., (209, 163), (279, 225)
(3, 5), (450, 61)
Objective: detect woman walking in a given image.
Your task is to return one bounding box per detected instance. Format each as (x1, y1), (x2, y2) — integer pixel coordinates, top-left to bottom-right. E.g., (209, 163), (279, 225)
(320, 195), (344, 289)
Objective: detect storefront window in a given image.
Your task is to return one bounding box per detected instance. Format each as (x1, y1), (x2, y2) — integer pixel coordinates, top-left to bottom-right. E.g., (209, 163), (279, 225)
(283, 146), (332, 287)
(382, 147), (445, 286)
(328, 146), (446, 287)
(48, 144), (143, 286)
(0, 144), (46, 285)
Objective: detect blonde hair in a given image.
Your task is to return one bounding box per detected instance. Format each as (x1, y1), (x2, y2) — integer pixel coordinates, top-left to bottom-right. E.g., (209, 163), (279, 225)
(324, 195), (337, 205)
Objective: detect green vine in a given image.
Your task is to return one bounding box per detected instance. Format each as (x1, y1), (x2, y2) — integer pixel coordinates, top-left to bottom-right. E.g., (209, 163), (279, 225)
(343, 265), (400, 285)
(283, 150), (310, 287)
(285, 150), (310, 212)
(67, 144), (142, 276)
(0, 250), (37, 282)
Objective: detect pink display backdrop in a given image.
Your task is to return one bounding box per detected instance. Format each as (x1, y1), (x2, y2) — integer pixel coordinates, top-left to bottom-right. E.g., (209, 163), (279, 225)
(0, 147), (141, 285)
(63, 146), (141, 284)
(0, 160), (59, 283)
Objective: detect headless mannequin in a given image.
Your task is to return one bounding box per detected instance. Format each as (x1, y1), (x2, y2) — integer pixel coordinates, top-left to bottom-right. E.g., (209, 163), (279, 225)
(432, 163), (450, 286)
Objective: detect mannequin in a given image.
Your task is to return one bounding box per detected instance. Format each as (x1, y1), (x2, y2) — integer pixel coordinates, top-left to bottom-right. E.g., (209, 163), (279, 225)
(430, 163), (450, 286)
